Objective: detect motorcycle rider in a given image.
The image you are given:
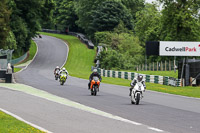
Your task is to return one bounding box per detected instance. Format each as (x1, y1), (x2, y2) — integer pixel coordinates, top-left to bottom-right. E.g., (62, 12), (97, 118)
(54, 66), (60, 77)
(54, 66), (60, 75)
(59, 67), (69, 78)
(88, 68), (102, 89)
(129, 75), (146, 96)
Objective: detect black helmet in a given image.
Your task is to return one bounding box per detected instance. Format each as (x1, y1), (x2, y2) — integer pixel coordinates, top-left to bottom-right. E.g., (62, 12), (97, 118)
(137, 75), (143, 82)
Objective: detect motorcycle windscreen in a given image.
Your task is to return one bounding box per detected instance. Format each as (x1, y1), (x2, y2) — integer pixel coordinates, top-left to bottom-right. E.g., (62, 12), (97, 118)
(134, 82), (144, 91)
(93, 76), (99, 82)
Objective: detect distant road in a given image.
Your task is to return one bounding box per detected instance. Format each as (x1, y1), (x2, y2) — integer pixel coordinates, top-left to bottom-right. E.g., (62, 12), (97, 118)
(2, 35), (200, 133)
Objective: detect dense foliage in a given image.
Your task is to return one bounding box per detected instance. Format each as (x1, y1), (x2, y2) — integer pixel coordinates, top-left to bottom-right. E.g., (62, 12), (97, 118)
(1, 0), (200, 68)
(89, 1), (133, 35)
(0, 0), (54, 57)
(0, 0), (16, 50)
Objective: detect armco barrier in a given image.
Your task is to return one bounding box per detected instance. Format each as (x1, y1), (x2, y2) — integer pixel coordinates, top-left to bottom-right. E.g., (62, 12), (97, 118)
(42, 29), (94, 49)
(11, 52), (28, 65)
(97, 68), (181, 87)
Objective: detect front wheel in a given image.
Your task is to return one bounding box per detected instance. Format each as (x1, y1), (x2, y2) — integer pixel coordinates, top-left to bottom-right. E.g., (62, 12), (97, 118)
(135, 93), (140, 105)
(94, 87), (97, 96)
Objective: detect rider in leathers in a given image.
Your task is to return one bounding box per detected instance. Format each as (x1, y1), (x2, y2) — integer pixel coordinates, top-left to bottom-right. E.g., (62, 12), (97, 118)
(59, 67), (69, 79)
(129, 75), (146, 96)
(54, 66), (60, 75)
(88, 69), (102, 89)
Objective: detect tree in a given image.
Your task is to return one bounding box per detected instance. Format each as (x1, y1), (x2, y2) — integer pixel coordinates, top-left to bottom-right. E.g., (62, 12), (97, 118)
(121, 0), (145, 20)
(56, 0), (79, 31)
(74, 0), (106, 34)
(159, 0), (200, 41)
(0, 0), (11, 48)
(95, 23), (144, 70)
(135, 3), (161, 46)
(90, 1), (133, 35)
(41, 0), (55, 29)
(9, 0), (55, 55)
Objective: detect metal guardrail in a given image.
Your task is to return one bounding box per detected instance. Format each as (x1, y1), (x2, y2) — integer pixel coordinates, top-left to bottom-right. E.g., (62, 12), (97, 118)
(11, 52), (28, 65)
(42, 29), (95, 49)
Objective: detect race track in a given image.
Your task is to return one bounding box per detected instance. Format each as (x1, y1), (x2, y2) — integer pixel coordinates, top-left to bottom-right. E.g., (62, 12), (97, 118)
(1, 35), (200, 133)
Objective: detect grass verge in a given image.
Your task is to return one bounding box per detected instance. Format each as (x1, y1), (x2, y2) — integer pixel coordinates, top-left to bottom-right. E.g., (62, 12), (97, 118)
(40, 32), (96, 79)
(0, 111), (44, 133)
(40, 32), (200, 98)
(103, 77), (200, 98)
(14, 68), (22, 73)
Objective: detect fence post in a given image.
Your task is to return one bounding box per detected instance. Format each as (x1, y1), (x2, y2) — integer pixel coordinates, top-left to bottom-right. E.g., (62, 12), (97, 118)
(146, 63), (147, 71)
(157, 62), (158, 71)
(161, 61), (163, 71)
(142, 64), (144, 71)
(149, 63), (151, 71)
(165, 60), (167, 71)
(169, 60), (171, 71)
(153, 62), (154, 71)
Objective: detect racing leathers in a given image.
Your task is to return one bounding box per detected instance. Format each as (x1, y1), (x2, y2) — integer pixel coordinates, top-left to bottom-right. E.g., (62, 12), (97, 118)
(129, 78), (146, 96)
(59, 70), (69, 79)
(88, 72), (102, 89)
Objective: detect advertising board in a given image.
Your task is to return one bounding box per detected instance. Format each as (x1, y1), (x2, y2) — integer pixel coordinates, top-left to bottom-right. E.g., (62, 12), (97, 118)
(160, 41), (200, 56)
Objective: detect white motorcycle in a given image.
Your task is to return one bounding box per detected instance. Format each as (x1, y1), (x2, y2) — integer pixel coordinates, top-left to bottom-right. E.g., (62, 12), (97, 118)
(130, 82), (145, 105)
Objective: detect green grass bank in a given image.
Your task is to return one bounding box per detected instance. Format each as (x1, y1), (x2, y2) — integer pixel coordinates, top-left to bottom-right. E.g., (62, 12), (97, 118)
(40, 32), (200, 98)
(0, 111), (44, 133)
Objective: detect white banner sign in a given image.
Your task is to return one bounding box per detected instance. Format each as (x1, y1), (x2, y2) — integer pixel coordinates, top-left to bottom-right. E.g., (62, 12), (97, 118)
(160, 41), (200, 56)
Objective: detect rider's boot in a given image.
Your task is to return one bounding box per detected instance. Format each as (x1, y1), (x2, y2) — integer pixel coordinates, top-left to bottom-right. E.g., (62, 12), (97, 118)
(129, 88), (132, 96)
(88, 83), (90, 90)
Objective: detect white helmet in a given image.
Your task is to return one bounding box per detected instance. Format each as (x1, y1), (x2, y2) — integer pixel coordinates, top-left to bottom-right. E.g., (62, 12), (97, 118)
(56, 66), (59, 69)
(62, 67), (66, 71)
(93, 69), (97, 73)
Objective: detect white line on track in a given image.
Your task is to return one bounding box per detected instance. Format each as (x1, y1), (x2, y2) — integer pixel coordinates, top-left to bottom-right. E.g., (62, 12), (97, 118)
(0, 83), (168, 133)
(0, 108), (52, 133)
(148, 127), (164, 132)
(7, 35), (167, 132)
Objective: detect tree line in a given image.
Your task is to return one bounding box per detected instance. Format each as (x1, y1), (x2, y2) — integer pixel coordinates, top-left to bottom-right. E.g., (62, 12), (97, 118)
(0, 0), (54, 57)
(1, 0), (200, 70)
(49, 0), (200, 70)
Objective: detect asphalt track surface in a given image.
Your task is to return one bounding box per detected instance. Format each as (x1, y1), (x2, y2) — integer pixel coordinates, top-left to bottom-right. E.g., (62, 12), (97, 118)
(1, 35), (200, 133)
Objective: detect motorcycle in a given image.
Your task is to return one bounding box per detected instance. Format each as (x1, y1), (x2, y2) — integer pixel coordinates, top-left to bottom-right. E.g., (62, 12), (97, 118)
(54, 69), (60, 80)
(90, 76), (100, 96)
(59, 73), (67, 85)
(130, 81), (145, 105)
